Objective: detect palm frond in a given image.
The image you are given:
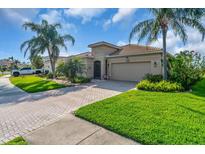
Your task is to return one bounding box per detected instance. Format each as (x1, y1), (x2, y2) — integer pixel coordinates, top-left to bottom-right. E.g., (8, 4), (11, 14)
(53, 23), (62, 29)
(22, 22), (42, 33)
(62, 34), (75, 45)
(21, 19), (75, 71)
(171, 20), (188, 44)
(176, 8), (205, 19)
(129, 19), (154, 43)
(179, 17), (205, 41)
(148, 8), (159, 16)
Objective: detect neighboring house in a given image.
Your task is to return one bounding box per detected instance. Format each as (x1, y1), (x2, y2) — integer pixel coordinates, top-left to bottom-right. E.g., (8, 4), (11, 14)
(0, 59), (12, 67)
(0, 59), (13, 70)
(43, 41), (163, 82)
(43, 56), (68, 71)
(43, 52), (93, 78)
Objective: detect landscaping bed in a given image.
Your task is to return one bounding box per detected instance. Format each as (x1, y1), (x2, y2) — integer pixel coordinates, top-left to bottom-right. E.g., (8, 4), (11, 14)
(10, 75), (66, 93)
(75, 78), (205, 144)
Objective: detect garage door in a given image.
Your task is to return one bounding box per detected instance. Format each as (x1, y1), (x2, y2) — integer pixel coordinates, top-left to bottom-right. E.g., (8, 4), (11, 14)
(111, 62), (151, 81)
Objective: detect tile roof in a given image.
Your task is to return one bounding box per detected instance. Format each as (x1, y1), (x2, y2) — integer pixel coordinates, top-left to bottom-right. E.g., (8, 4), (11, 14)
(113, 44), (162, 56)
(69, 52), (93, 58)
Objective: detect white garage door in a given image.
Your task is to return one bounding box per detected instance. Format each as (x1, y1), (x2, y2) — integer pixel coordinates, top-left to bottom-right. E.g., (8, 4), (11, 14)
(111, 62), (151, 81)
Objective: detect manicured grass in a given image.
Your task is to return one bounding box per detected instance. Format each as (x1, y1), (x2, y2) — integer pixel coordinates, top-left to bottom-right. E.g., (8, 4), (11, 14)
(75, 78), (205, 144)
(3, 137), (28, 145)
(10, 75), (66, 93)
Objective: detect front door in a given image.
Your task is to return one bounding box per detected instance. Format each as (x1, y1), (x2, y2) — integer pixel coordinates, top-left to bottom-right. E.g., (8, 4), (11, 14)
(94, 61), (101, 79)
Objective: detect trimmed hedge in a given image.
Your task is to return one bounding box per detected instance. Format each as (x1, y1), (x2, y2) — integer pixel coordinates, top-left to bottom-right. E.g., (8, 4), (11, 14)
(137, 80), (184, 92)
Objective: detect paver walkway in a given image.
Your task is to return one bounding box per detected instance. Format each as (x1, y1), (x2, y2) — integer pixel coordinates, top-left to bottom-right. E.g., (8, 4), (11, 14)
(0, 76), (136, 144)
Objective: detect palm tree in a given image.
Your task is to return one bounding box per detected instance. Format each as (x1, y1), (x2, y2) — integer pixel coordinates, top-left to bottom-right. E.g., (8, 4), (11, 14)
(61, 57), (85, 81)
(129, 9), (205, 80)
(30, 55), (44, 69)
(21, 20), (75, 78)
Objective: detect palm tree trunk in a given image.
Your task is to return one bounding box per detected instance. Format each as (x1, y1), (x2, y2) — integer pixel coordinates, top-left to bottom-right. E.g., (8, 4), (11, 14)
(47, 47), (56, 79)
(162, 28), (168, 80)
(51, 61), (56, 79)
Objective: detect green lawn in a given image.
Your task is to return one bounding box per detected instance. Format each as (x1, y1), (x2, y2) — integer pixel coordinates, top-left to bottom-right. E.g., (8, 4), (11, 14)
(75, 78), (205, 144)
(3, 137), (28, 145)
(10, 75), (66, 93)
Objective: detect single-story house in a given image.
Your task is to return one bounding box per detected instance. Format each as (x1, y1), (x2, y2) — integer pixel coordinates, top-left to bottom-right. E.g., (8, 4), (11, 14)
(43, 41), (163, 82)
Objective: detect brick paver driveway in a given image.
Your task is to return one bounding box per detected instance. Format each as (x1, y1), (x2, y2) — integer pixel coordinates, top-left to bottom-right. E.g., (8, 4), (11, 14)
(0, 76), (135, 143)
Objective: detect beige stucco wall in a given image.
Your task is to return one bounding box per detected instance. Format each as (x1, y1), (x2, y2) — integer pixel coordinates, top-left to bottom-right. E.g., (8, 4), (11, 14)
(92, 45), (118, 79)
(78, 57), (94, 78)
(43, 57), (94, 79)
(107, 53), (162, 81)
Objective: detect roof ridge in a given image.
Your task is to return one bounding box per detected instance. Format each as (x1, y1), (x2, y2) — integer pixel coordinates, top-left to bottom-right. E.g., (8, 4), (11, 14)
(120, 44), (162, 50)
(88, 41), (122, 49)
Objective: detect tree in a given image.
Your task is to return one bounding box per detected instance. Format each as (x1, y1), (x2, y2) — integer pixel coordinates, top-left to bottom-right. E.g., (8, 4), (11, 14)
(0, 65), (6, 74)
(169, 50), (205, 90)
(8, 56), (20, 70)
(56, 60), (65, 77)
(30, 55), (44, 69)
(129, 9), (205, 80)
(58, 57), (85, 82)
(21, 20), (75, 78)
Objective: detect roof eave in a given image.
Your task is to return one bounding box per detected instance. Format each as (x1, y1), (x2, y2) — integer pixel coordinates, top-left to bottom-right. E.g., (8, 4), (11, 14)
(88, 41), (122, 50)
(106, 51), (163, 58)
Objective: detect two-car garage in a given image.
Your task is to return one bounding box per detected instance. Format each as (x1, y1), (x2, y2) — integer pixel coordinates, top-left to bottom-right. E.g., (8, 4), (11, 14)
(110, 62), (151, 82)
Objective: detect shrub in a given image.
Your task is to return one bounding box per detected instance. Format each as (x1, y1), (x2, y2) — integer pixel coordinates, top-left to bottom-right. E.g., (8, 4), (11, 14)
(56, 61), (65, 77)
(137, 80), (184, 92)
(168, 50), (205, 90)
(143, 74), (163, 82)
(72, 76), (91, 83)
(30, 55), (44, 69)
(46, 72), (53, 79)
(56, 57), (85, 81)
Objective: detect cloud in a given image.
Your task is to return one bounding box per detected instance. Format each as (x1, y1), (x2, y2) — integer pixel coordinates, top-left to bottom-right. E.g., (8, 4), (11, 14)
(112, 8), (137, 23)
(173, 31), (205, 55)
(103, 8), (137, 30)
(39, 9), (77, 33)
(0, 9), (39, 24)
(117, 40), (127, 46)
(151, 29), (205, 55)
(64, 8), (106, 24)
(40, 9), (61, 24)
(103, 19), (112, 30)
(151, 31), (180, 52)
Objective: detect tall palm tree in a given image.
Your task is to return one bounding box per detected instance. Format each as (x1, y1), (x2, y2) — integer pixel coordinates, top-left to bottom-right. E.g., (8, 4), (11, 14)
(21, 20), (75, 78)
(129, 9), (205, 80)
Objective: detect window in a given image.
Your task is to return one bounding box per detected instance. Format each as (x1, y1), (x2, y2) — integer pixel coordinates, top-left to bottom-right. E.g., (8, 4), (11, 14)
(21, 67), (31, 71)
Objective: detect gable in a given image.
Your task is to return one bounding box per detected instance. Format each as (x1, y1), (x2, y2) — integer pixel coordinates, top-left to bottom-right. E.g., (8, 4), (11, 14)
(91, 45), (120, 57)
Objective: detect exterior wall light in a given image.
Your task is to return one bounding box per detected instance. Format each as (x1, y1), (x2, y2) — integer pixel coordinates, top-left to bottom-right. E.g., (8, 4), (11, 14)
(154, 61), (157, 67)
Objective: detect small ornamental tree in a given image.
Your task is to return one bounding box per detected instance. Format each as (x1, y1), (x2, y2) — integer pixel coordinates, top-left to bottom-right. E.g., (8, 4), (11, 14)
(30, 55), (44, 69)
(58, 57), (85, 82)
(169, 50), (205, 90)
